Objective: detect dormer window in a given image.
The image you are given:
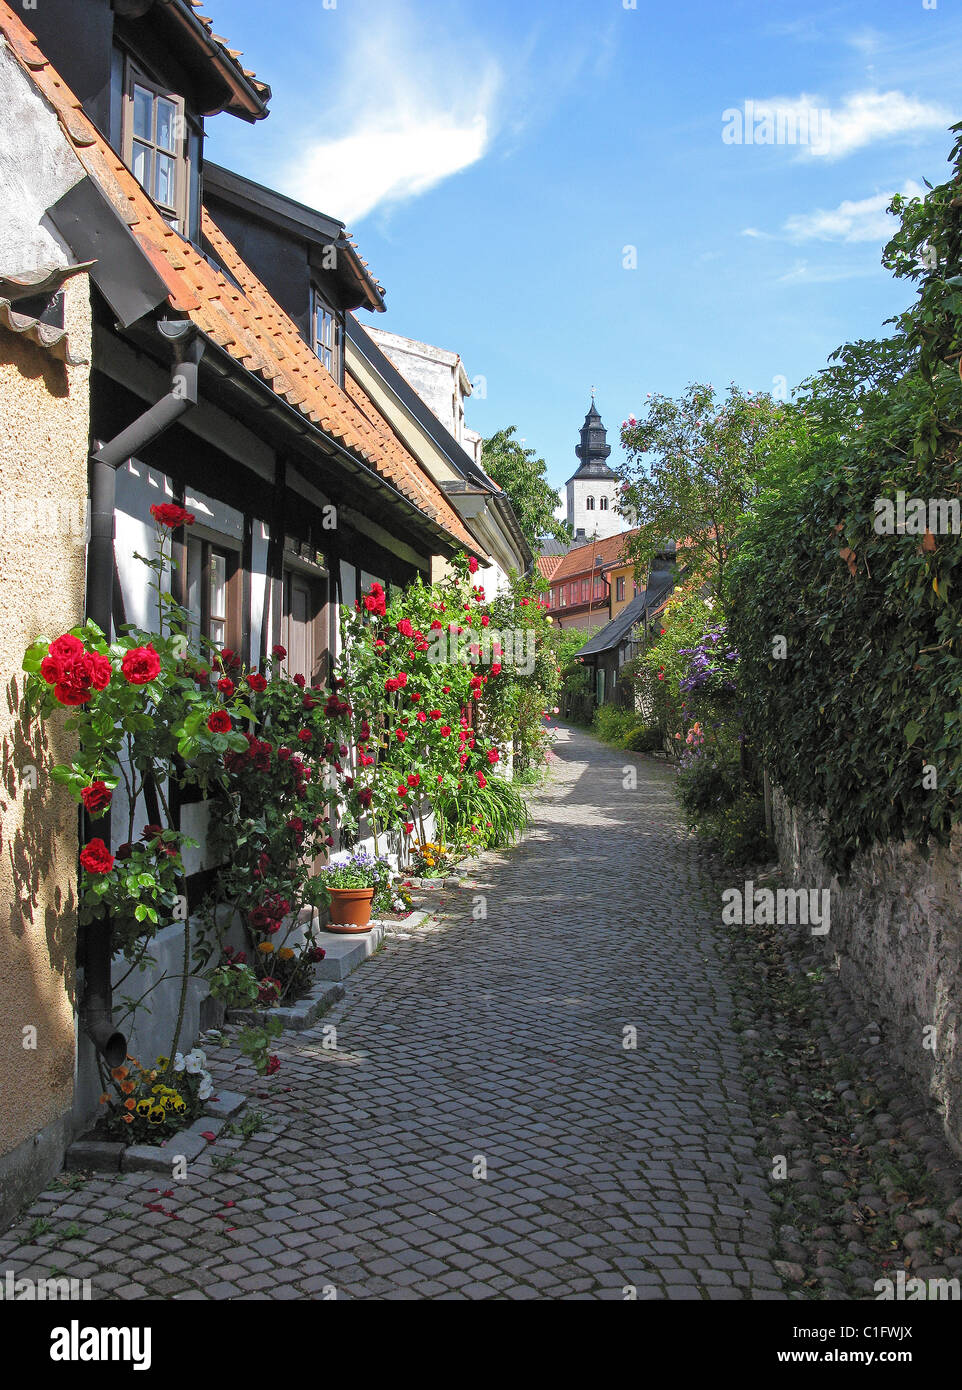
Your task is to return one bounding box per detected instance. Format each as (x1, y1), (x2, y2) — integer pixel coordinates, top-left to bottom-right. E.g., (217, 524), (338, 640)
(123, 62), (188, 231)
(312, 287), (343, 382)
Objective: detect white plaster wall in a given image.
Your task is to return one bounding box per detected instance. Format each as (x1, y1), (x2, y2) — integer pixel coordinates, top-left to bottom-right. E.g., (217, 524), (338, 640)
(567, 476), (624, 541)
(0, 41), (85, 278)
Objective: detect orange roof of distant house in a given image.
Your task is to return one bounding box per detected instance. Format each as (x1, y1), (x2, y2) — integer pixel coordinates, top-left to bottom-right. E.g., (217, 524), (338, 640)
(0, 1), (478, 555)
(549, 529), (642, 583)
(535, 554), (563, 580)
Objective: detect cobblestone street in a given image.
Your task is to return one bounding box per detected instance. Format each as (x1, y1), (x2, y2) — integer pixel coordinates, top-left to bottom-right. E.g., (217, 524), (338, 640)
(1, 724), (786, 1300)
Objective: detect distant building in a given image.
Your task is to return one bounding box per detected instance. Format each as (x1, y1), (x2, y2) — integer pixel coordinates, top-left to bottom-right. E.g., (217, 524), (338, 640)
(565, 399), (626, 542)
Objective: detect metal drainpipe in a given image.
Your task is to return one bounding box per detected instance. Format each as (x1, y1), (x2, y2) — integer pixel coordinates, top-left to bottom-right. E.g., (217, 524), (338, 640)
(80, 322), (203, 1068)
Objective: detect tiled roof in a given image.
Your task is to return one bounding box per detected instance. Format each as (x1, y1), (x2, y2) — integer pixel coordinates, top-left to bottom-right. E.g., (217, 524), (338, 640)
(178, 0), (271, 113)
(0, 262), (93, 364)
(342, 372), (480, 553)
(536, 554), (562, 580)
(548, 529), (641, 584)
(0, 2), (478, 555)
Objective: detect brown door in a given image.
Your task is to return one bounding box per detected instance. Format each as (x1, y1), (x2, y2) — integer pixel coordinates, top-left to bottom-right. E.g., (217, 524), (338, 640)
(283, 571), (326, 685)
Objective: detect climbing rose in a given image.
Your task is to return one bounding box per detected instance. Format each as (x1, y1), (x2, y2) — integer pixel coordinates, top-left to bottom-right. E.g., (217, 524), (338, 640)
(396, 618), (414, 637)
(476, 771), (487, 789)
(363, 583), (387, 617)
(207, 710), (232, 733)
(491, 663), (502, 676)
(487, 748), (499, 764)
(49, 634), (85, 663)
(272, 644), (287, 659)
(468, 556), (478, 573)
(247, 672), (268, 692)
(80, 838), (114, 874)
(217, 677), (235, 697)
(293, 673), (306, 688)
(149, 503), (195, 529)
(80, 781), (112, 815)
(407, 773), (421, 787)
(439, 726), (452, 738)
(121, 645), (161, 685)
(404, 822), (414, 834)
(297, 729), (312, 743)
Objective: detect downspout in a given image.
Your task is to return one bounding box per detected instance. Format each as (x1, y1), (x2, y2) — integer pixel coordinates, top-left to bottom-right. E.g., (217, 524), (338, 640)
(80, 321), (203, 1068)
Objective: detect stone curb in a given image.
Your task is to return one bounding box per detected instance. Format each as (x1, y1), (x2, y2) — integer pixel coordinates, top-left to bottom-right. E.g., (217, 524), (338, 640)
(227, 978), (346, 1031)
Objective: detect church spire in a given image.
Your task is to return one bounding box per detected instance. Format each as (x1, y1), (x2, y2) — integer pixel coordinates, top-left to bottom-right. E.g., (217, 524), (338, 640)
(573, 396), (613, 478)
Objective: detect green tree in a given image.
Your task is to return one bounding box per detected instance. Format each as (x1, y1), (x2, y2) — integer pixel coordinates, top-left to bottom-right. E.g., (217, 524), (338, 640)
(482, 426), (569, 549)
(617, 383), (796, 596)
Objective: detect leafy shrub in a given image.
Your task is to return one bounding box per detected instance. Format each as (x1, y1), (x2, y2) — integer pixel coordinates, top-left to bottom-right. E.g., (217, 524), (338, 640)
(624, 725), (663, 753)
(676, 755), (741, 818)
(593, 705), (638, 745)
(694, 792), (773, 867)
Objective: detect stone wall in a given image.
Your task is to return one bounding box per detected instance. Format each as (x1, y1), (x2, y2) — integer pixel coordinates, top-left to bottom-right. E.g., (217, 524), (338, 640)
(771, 787), (962, 1155)
(0, 277), (91, 1228)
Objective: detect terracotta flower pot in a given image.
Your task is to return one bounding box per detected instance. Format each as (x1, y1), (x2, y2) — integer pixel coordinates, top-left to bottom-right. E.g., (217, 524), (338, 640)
(326, 886), (375, 932)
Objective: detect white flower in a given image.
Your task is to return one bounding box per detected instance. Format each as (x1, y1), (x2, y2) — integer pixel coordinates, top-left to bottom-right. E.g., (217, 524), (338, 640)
(184, 1048), (206, 1074)
(172, 1052), (185, 1073)
(198, 1074), (214, 1100)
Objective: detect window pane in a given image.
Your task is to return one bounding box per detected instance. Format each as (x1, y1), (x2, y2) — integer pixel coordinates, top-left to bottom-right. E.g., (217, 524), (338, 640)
(210, 620), (225, 647)
(156, 98), (177, 153)
(131, 140), (151, 188)
(133, 85), (152, 140)
(155, 153), (176, 208)
(210, 552), (227, 620)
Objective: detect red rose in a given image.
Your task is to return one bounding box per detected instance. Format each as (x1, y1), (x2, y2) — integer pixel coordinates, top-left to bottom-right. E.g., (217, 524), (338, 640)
(404, 822), (414, 834)
(80, 781), (112, 815)
(217, 677), (235, 697)
(468, 556), (479, 573)
(207, 710), (232, 733)
(397, 618), (414, 637)
(397, 785), (408, 798)
(358, 788), (373, 808)
(481, 615), (490, 627)
(297, 729), (312, 743)
(80, 838), (114, 874)
(88, 652), (112, 689)
(54, 658), (97, 706)
(271, 644), (287, 658)
(115, 842), (134, 860)
(407, 773), (421, 787)
(121, 645), (161, 685)
(150, 503), (195, 529)
(247, 672), (268, 693)
(491, 663), (502, 676)
(476, 771), (487, 789)
(440, 726), (452, 737)
(49, 634), (86, 663)
(487, 748), (499, 764)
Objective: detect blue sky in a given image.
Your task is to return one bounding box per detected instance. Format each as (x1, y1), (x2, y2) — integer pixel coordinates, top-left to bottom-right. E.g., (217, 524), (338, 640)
(204, 0), (961, 497)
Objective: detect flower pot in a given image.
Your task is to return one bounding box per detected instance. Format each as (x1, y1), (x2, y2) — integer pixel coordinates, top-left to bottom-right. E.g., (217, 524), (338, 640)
(326, 886), (375, 932)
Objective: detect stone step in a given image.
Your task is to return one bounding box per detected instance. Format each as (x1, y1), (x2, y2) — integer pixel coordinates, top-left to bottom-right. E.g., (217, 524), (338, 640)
(227, 977), (345, 1032)
(314, 922), (385, 981)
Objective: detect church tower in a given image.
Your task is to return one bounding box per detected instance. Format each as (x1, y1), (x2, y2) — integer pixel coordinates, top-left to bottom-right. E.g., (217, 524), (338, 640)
(565, 398), (622, 541)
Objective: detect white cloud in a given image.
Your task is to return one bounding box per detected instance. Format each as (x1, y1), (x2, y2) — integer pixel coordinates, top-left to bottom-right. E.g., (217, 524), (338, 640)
(783, 181), (925, 243)
(804, 90), (950, 160)
(775, 259), (884, 286)
(278, 19), (502, 225)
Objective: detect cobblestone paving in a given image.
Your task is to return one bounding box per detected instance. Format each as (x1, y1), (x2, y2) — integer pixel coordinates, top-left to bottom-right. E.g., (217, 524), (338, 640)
(0, 723), (786, 1299)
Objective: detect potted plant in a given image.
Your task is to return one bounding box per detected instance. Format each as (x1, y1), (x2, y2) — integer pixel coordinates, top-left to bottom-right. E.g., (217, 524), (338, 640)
(320, 850), (381, 932)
